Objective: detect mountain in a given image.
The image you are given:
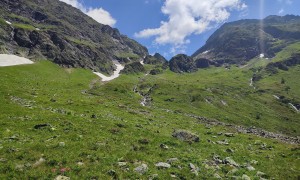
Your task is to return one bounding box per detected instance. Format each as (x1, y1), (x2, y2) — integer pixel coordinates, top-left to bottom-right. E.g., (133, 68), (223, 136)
(0, 0), (148, 74)
(0, 7), (300, 179)
(192, 15), (300, 66)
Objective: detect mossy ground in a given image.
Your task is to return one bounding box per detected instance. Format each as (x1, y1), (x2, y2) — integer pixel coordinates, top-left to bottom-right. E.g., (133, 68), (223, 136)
(0, 60), (299, 179)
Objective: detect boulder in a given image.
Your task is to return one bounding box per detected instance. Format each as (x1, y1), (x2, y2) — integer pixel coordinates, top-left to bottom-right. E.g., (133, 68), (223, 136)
(134, 164), (148, 174)
(169, 54), (197, 73)
(172, 130), (200, 142)
(155, 162), (171, 168)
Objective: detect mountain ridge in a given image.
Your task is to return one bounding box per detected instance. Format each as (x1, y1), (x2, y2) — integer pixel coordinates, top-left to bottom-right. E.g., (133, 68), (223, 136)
(192, 15), (300, 65)
(0, 0), (148, 74)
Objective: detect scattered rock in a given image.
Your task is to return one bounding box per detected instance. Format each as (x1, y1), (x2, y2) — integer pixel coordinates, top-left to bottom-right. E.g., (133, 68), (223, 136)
(15, 164), (25, 171)
(155, 162), (171, 169)
(0, 158), (7, 162)
(250, 160), (258, 165)
(33, 158), (45, 167)
(77, 162), (84, 166)
(223, 157), (239, 167)
(189, 163), (199, 176)
(189, 163), (196, 170)
(54, 175), (70, 180)
(160, 143), (169, 149)
(216, 139), (229, 145)
(224, 133), (235, 137)
(256, 171), (267, 178)
(34, 123), (51, 129)
(138, 139), (149, 144)
(149, 174), (159, 180)
(246, 165), (255, 171)
(167, 158), (179, 164)
(91, 114), (97, 119)
(118, 162), (127, 167)
(214, 173), (222, 179)
(134, 164), (148, 174)
(242, 174), (251, 180)
(172, 130), (200, 142)
(107, 169), (117, 177)
(59, 142), (65, 147)
(227, 168), (238, 175)
(226, 148), (234, 153)
(170, 174), (177, 178)
(213, 155), (223, 164)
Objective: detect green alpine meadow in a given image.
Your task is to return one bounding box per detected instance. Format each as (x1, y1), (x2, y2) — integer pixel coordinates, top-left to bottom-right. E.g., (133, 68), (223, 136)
(0, 0), (299, 179)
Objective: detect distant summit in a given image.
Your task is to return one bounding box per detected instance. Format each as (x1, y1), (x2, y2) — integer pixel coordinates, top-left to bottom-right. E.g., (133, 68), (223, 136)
(192, 15), (300, 66)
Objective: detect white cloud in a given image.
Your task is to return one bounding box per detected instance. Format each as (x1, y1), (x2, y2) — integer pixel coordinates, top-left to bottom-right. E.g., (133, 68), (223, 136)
(135, 0), (246, 53)
(59, 0), (116, 26)
(86, 8), (116, 27)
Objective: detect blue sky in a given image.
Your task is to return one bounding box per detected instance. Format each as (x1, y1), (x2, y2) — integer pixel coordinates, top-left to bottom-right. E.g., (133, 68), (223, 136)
(60, 0), (300, 59)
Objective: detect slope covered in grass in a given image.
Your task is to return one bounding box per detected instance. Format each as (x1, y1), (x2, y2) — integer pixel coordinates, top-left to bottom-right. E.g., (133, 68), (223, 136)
(0, 61), (299, 179)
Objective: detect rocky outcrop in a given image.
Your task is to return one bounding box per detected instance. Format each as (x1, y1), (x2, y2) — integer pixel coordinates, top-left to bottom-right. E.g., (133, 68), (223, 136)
(121, 62), (145, 74)
(266, 53), (300, 71)
(195, 58), (211, 68)
(0, 0), (148, 74)
(172, 129), (200, 142)
(144, 53), (167, 65)
(169, 54), (197, 73)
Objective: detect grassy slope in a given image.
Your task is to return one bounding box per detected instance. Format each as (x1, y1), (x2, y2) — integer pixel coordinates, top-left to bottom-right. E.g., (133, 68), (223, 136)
(0, 61), (299, 179)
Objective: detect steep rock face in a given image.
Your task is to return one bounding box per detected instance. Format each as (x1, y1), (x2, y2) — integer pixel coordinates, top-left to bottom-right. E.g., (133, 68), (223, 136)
(192, 15), (300, 65)
(195, 58), (211, 68)
(169, 54), (197, 73)
(121, 62), (145, 74)
(144, 53), (167, 65)
(0, 0), (148, 74)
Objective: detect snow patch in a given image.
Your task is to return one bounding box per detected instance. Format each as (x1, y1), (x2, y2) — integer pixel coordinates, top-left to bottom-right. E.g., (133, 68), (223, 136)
(259, 54), (264, 58)
(289, 103), (299, 112)
(0, 54), (34, 67)
(140, 60), (144, 65)
(93, 61), (124, 82)
(202, 50), (210, 54)
(5, 20), (12, 25)
(273, 95), (280, 100)
(249, 78), (253, 86)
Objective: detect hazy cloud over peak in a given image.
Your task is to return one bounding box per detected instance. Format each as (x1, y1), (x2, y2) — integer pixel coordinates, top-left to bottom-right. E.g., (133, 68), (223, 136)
(59, 0), (116, 26)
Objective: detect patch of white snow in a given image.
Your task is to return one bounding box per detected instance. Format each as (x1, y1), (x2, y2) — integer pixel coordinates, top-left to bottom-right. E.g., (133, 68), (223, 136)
(202, 50), (210, 54)
(259, 54), (264, 58)
(289, 103), (299, 112)
(273, 95), (280, 100)
(0, 54), (34, 67)
(5, 20), (12, 25)
(93, 61), (124, 82)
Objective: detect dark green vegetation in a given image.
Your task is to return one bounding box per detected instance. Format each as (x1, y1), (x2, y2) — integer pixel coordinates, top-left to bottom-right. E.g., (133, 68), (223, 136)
(0, 0), (148, 74)
(193, 15), (300, 65)
(0, 53), (299, 179)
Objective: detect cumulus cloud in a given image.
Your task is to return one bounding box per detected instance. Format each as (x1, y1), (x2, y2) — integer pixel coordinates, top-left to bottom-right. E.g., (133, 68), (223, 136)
(135, 0), (247, 53)
(59, 0), (116, 26)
